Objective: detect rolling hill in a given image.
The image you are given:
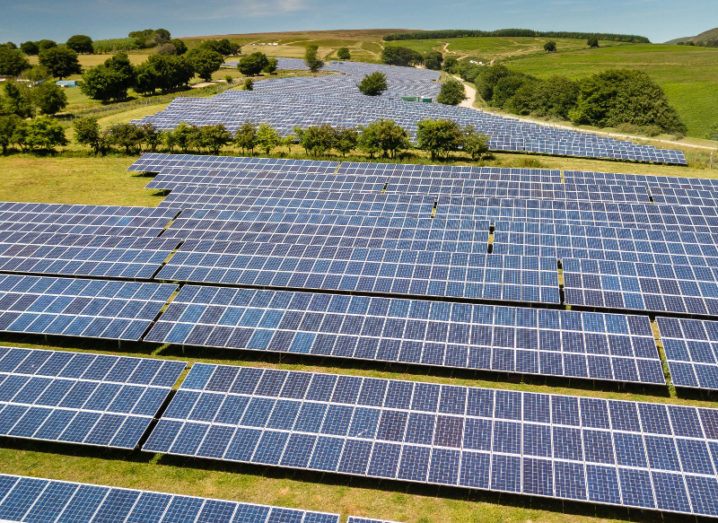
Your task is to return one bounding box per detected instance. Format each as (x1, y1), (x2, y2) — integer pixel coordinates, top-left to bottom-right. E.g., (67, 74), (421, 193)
(667, 27), (718, 45)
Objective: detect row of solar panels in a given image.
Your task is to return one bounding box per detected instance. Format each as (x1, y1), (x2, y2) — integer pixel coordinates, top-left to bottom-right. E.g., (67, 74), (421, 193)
(0, 474), (388, 523)
(2, 273), (718, 391)
(3, 349), (718, 518)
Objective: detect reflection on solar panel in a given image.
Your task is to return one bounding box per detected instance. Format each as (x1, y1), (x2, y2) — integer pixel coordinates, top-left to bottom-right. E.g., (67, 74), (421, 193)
(0, 347), (185, 449)
(158, 242), (560, 305)
(0, 233), (180, 280)
(0, 202), (176, 238)
(563, 258), (718, 317)
(162, 212), (489, 253)
(145, 285), (664, 385)
(129, 153), (339, 175)
(145, 364), (718, 517)
(656, 317), (718, 391)
(0, 274), (177, 341)
(493, 222), (718, 267)
(0, 474), (340, 522)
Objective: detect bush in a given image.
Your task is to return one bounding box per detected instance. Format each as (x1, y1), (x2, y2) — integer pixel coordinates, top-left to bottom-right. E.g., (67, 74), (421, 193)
(17, 116), (68, 152)
(263, 57), (278, 74)
(201, 39), (240, 56)
(709, 123), (718, 141)
(39, 46), (81, 78)
(506, 76), (579, 119)
(462, 126), (490, 160)
(198, 124), (232, 154)
(0, 115), (22, 154)
(20, 41), (39, 56)
(1, 82), (34, 118)
(66, 35), (93, 54)
(238, 52), (269, 76)
(74, 117), (108, 155)
(93, 38), (140, 53)
(234, 122), (258, 154)
(334, 128), (358, 156)
(358, 120), (409, 159)
(382, 46), (423, 67)
(417, 119), (463, 159)
(337, 47), (351, 60)
(297, 124), (336, 156)
(442, 56), (459, 73)
(588, 37), (600, 48)
(0, 46), (30, 77)
(107, 123), (145, 154)
(437, 79), (466, 105)
(358, 72), (388, 96)
(424, 51), (443, 71)
(473, 65), (513, 102)
(244, 78), (254, 91)
(544, 41), (557, 53)
(32, 82), (67, 115)
(256, 123), (281, 155)
(81, 65), (129, 102)
(570, 69), (686, 134)
(134, 54), (194, 94)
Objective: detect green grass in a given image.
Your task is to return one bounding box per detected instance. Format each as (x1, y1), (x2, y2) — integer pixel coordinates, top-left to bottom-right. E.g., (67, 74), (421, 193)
(506, 44), (718, 138)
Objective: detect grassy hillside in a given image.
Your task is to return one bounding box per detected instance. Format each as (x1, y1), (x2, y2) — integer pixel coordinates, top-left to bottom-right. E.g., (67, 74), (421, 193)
(506, 44), (718, 138)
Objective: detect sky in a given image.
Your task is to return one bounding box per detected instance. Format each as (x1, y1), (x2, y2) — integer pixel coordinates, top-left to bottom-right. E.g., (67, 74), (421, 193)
(1, 0), (715, 44)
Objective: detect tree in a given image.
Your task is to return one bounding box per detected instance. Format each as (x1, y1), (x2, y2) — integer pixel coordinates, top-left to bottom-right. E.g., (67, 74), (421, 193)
(381, 46), (423, 67)
(298, 124), (336, 156)
(234, 122), (258, 154)
(170, 39), (188, 55)
(244, 78), (254, 91)
(358, 72), (388, 96)
(107, 123), (145, 154)
(1, 82), (34, 117)
(19, 117), (67, 152)
(200, 125), (232, 154)
(201, 39), (238, 56)
(305, 44), (324, 72)
(544, 41), (557, 53)
(256, 123), (281, 155)
(0, 115), (21, 154)
(416, 119), (463, 160)
(334, 128), (358, 156)
(39, 46), (81, 79)
(134, 54), (194, 94)
(587, 37), (600, 48)
(36, 40), (57, 52)
(570, 69), (686, 134)
(20, 41), (39, 56)
(337, 47), (351, 60)
(168, 123), (194, 152)
(186, 48), (224, 82)
(359, 120), (409, 159)
(424, 51), (443, 71)
(66, 35), (94, 54)
(462, 126), (490, 160)
(74, 117), (108, 155)
(81, 53), (135, 102)
(437, 78), (466, 105)
(157, 43), (179, 55)
(0, 46), (30, 77)
(442, 56), (459, 73)
(20, 65), (51, 84)
(140, 123), (164, 152)
(263, 57), (278, 74)
(129, 29), (171, 48)
(238, 52), (269, 76)
(506, 76), (578, 119)
(473, 64), (513, 102)
(32, 81), (67, 115)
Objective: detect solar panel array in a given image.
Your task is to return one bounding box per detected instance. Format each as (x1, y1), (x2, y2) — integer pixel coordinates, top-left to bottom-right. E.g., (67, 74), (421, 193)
(133, 60), (686, 165)
(0, 347), (185, 449)
(0, 274), (177, 341)
(145, 286), (664, 385)
(145, 364), (718, 518)
(0, 474), (341, 522)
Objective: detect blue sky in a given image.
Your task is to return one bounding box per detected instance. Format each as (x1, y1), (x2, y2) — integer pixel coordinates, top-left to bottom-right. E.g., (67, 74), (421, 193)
(1, 0), (715, 44)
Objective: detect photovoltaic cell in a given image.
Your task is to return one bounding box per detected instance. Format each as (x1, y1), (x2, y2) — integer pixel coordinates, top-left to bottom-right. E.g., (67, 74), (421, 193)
(656, 317), (718, 391)
(0, 347), (185, 449)
(145, 364), (718, 517)
(145, 285), (665, 385)
(0, 474), (340, 522)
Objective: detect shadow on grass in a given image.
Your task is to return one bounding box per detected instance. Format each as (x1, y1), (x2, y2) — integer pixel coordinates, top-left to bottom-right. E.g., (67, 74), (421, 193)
(154, 453), (704, 523)
(0, 437), (150, 465)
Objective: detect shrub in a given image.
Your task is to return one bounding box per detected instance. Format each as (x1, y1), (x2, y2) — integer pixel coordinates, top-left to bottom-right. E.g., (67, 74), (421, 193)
(358, 72), (388, 96)
(238, 52), (269, 76)
(462, 126), (490, 160)
(544, 41), (557, 53)
(32, 81), (67, 115)
(186, 48), (224, 82)
(337, 47), (351, 60)
(417, 119), (463, 159)
(424, 51), (443, 71)
(17, 116), (68, 152)
(382, 46), (423, 67)
(256, 123), (281, 155)
(66, 35), (93, 54)
(74, 117), (108, 155)
(305, 45), (324, 72)
(297, 124), (336, 156)
(234, 122), (258, 154)
(0, 115), (22, 154)
(358, 120), (409, 159)
(437, 79), (466, 105)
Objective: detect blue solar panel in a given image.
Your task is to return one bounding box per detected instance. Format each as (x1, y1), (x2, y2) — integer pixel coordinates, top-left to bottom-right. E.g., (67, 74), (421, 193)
(157, 242), (560, 305)
(145, 285), (664, 385)
(656, 317), (718, 390)
(0, 274), (177, 341)
(0, 474), (340, 522)
(0, 347), (186, 449)
(145, 364), (718, 517)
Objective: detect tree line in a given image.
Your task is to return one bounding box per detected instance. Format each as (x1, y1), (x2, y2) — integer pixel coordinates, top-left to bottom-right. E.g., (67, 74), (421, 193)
(447, 61), (686, 136)
(383, 29), (650, 43)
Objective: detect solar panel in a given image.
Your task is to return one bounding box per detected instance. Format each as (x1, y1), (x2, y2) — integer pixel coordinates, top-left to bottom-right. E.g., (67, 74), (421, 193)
(563, 258), (718, 317)
(157, 242), (560, 305)
(656, 317), (718, 390)
(0, 274), (177, 341)
(0, 233), (180, 280)
(145, 364), (718, 517)
(0, 347), (186, 449)
(493, 221), (718, 267)
(0, 474), (340, 522)
(347, 518), (401, 523)
(145, 285), (665, 385)
(0, 202), (176, 238)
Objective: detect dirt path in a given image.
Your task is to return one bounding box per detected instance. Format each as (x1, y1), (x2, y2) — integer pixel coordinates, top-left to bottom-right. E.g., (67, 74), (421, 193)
(455, 75), (476, 108)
